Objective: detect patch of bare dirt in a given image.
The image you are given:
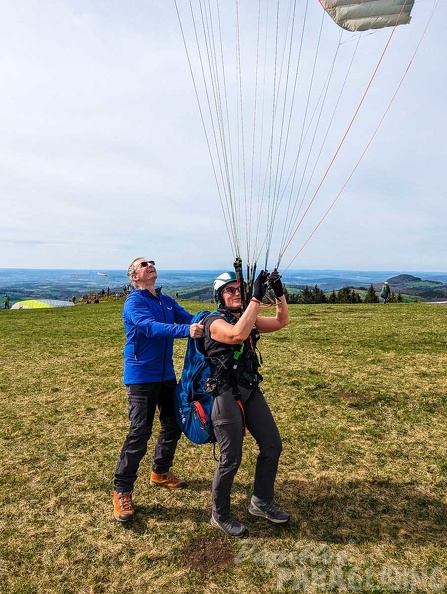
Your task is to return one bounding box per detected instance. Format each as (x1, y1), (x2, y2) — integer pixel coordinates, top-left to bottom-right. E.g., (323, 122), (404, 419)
(180, 535), (235, 577)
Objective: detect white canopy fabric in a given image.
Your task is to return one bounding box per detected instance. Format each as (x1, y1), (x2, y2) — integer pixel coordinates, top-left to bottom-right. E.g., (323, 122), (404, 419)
(320, 0), (414, 31)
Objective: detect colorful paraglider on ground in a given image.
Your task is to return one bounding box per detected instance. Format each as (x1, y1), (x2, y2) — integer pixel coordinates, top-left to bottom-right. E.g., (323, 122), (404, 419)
(11, 299), (75, 310)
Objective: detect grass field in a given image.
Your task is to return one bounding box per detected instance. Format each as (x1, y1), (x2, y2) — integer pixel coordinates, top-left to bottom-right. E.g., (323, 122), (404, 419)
(1, 300), (447, 593)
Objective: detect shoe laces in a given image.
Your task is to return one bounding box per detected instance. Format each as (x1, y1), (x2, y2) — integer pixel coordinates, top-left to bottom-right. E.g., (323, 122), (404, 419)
(257, 499), (278, 513)
(118, 493), (133, 511)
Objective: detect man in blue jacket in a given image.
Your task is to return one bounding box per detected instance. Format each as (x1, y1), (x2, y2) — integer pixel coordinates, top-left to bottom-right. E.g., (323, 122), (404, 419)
(113, 257), (204, 522)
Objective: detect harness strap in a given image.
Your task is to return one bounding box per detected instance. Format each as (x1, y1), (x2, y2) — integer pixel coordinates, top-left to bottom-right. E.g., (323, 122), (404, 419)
(236, 399), (246, 437)
(193, 401), (207, 426)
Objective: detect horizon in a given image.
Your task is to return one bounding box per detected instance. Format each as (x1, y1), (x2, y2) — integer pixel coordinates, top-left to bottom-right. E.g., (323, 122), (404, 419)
(2, 267), (447, 275)
(2, 267), (446, 305)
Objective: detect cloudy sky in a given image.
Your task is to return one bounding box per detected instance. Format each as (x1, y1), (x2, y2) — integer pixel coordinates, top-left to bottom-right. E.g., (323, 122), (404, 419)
(1, 0), (445, 272)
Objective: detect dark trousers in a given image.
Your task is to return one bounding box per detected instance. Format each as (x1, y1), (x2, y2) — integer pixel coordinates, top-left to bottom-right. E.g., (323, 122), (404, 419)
(114, 380), (182, 493)
(211, 387), (282, 521)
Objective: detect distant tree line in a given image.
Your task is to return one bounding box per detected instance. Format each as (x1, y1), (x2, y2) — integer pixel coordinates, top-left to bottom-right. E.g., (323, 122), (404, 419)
(284, 284), (403, 304)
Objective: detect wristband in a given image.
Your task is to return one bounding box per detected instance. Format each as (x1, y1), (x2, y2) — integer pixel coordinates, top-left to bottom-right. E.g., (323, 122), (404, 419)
(251, 297), (261, 304)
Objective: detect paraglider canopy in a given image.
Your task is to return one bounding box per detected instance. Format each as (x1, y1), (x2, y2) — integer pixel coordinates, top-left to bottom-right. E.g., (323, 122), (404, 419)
(320, 0), (414, 32)
(11, 299), (75, 310)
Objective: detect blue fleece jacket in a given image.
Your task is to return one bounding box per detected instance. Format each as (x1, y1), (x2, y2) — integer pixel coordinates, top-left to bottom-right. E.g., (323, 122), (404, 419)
(122, 288), (192, 384)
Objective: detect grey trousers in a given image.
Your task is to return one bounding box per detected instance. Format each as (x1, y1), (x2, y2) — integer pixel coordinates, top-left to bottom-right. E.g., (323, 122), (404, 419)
(211, 387), (282, 521)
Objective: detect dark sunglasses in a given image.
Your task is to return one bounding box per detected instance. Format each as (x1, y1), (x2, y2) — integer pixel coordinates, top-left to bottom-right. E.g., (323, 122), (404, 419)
(223, 286), (241, 295)
(137, 260), (155, 269)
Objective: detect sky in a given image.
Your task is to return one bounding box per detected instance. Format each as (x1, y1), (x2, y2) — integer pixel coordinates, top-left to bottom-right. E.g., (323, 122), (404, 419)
(0, 0), (445, 273)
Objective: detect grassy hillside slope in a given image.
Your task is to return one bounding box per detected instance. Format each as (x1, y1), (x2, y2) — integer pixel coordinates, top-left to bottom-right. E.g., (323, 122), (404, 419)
(1, 301), (447, 593)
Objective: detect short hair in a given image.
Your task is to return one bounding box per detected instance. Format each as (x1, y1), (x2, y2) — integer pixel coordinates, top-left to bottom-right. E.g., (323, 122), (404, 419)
(127, 257), (145, 288)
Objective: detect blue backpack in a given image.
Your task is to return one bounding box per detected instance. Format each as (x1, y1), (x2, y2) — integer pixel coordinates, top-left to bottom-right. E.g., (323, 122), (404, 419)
(174, 310), (220, 444)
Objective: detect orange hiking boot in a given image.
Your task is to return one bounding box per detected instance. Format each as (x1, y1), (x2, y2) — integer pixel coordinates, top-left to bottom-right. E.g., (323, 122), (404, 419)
(113, 490), (134, 522)
(150, 471), (188, 489)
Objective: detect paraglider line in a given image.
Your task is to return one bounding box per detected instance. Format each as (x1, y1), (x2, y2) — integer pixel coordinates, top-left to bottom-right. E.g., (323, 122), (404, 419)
(283, 0), (439, 272)
(278, 0), (414, 263)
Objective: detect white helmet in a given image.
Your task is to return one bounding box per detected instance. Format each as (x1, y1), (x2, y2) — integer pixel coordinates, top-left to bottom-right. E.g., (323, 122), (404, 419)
(213, 271), (237, 306)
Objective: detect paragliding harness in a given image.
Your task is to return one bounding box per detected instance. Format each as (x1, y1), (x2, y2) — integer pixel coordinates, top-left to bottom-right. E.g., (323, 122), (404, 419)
(174, 308), (262, 447)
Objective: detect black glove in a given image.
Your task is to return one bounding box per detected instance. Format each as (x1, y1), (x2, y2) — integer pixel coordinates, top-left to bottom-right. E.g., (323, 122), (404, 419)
(253, 270), (268, 302)
(269, 269), (284, 298)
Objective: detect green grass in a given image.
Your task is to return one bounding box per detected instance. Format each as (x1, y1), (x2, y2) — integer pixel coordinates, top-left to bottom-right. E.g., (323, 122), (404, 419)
(1, 301), (447, 593)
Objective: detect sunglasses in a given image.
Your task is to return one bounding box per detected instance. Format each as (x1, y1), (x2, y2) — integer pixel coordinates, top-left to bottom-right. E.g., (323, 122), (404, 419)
(223, 286), (241, 295)
(137, 260), (155, 269)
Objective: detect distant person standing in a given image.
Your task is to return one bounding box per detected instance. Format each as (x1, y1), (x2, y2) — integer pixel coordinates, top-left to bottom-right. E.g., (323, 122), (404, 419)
(4, 295), (10, 309)
(381, 281), (391, 304)
(113, 257), (204, 523)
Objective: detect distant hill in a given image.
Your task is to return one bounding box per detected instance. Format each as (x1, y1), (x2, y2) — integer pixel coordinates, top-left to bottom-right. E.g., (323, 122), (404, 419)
(175, 286), (214, 302)
(388, 274), (422, 284)
(283, 273), (447, 303)
(374, 274), (447, 302)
